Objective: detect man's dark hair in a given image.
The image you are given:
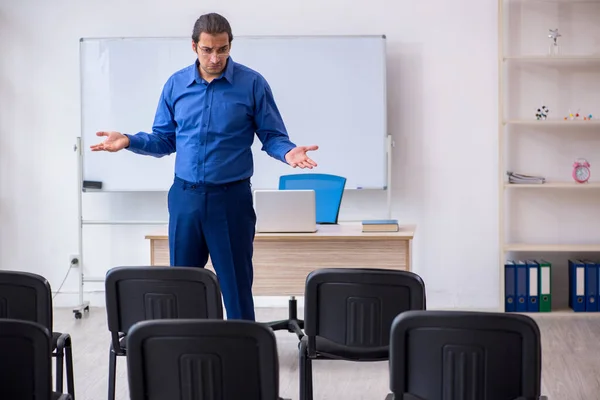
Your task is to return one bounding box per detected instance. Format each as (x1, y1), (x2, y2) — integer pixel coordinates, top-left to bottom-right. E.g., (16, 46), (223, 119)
(192, 13), (233, 44)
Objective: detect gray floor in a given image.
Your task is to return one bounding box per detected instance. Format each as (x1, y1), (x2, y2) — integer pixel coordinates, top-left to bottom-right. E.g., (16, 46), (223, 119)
(53, 307), (600, 400)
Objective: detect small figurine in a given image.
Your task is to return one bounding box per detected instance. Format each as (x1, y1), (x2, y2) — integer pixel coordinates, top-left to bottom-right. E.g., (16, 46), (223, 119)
(584, 114), (594, 121)
(564, 109), (581, 120)
(573, 158), (591, 183)
(548, 28), (561, 56)
(536, 105), (549, 120)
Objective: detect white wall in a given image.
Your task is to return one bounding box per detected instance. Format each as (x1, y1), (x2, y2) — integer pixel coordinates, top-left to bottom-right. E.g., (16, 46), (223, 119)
(0, 0), (499, 310)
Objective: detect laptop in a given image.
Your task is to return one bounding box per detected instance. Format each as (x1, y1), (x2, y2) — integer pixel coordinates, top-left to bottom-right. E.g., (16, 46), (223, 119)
(253, 189), (317, 233)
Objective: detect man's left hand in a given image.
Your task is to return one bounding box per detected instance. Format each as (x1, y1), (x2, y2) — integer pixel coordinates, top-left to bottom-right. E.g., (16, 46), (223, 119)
(285, 145), (319, 169)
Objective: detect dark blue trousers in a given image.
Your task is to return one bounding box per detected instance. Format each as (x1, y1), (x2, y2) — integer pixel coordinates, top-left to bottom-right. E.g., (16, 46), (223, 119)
(167, 176), (256, 321)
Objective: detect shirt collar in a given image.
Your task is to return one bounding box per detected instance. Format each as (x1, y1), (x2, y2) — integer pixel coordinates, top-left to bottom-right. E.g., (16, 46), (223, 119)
(188, 57), (235, 86)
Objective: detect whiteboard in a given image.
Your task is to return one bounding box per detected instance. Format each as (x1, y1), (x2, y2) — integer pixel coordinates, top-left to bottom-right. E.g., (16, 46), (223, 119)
(80, 35), (388, 191)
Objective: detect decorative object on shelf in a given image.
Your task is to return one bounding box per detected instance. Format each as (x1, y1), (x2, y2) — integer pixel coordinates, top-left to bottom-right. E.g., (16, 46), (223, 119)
(548, 28), (561, 56)
(564, 108), (581, 120)
(584, 113), (594, 121)
(572, 158), (591, 183)
(536, 105), (549, 120)
(507, 171), (545, 184)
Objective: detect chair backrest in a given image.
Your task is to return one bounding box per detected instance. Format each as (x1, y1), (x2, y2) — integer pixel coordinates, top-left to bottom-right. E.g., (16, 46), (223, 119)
(389, 310), (542, 400)
(105, 266), (224, 348)
(279, 173), (346, 224)
(0, 319), (53, 399)
(0, 270), (53, 332)
(126, 319), (281, 400)
(304, 268), (426, 354)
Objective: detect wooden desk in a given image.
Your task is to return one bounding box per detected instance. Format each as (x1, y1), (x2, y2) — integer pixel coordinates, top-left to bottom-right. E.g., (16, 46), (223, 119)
(145, 222), (415, 296)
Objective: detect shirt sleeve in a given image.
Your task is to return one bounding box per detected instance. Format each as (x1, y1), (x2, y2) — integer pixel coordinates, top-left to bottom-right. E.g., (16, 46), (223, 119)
(125, 78), (177, 157)
(252, 75), (296, 163)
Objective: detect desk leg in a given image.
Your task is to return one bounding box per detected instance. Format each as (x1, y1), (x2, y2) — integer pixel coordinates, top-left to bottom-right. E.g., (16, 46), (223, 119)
(265, 296), (304, 340)
(406, 239), (412, 271)
(150, 240), (155, 266)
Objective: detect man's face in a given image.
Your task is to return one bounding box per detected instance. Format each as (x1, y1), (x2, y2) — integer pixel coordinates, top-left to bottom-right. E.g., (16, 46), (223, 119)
(193, 32), (230, 77)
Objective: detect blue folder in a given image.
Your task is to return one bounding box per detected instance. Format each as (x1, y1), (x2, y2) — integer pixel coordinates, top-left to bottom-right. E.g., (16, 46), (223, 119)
(597, 261), (600, 309)
(525, 260), (540, 312)
(584, 260), (598, 312)
(568, 260), (586, 312)
(505, 261), (516, 312)
(515, 261), (527, 312)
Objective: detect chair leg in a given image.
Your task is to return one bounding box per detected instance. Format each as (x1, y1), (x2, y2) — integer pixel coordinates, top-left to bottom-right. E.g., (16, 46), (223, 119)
(298, 340), (314, 400)
(54, 348), (64, 393)
(55, 333), (73, 395)
(108, 343), (117, 400)
(306, 356), (313, 400)
(65, 337), (76, 399)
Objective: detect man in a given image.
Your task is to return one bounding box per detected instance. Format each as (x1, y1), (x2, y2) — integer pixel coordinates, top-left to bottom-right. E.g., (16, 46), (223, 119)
(90, 13), (318, 321)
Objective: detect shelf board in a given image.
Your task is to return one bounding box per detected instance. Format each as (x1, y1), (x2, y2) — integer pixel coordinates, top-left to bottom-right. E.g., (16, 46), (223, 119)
(504, 181), (600, 188)
(520, 0), (600, 3)
(504, 243), (600, 252)
(504, 55), (600, 62)
(516, 309), (599, 317)
(504, 119), (600, 126)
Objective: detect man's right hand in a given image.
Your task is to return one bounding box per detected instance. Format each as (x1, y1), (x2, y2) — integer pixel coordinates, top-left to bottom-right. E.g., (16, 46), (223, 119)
(90, 131), (130, 152)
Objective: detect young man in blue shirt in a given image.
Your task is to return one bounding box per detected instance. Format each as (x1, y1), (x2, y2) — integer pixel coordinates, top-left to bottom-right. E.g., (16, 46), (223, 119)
(90, 13), (318, 321)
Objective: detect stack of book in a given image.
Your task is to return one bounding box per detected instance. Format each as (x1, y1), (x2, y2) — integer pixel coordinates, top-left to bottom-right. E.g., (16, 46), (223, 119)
(506, 171), (546, 184)
(361, 219), (399, 232)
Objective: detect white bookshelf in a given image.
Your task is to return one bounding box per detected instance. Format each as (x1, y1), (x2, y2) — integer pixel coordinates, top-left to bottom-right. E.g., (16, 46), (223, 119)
(498, 0), (600, 312)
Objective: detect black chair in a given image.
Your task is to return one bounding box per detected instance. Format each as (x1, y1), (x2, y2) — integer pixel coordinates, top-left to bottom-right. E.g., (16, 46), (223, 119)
(387, 310), (545, 400)
(0, 319), (71, 400)
(104, 266), (224, 400)
(299, 268), (426, 400)
(0, 270), (75, 398)
(127, 319), (291, 400)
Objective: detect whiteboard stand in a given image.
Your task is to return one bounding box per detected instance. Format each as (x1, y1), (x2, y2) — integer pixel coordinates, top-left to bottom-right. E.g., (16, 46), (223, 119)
(72, 35), (389, 319)
(72, 136), (90, 320)
(386, 134), (394, 219)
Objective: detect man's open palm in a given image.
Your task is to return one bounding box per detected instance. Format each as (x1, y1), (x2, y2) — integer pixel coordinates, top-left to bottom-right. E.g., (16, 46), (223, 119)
(90, 131), (130, 152)
(285, 145), (318, 169)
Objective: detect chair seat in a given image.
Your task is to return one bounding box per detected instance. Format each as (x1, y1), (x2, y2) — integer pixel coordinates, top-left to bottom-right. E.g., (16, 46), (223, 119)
(301, 335), (388, 361)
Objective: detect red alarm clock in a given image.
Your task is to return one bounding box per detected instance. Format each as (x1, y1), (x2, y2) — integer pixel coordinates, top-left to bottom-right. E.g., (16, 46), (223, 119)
(573, 158), (591, 183)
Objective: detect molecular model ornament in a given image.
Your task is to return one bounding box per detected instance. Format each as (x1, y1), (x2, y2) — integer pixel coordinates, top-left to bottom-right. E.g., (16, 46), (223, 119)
(536, 105), (549, 120)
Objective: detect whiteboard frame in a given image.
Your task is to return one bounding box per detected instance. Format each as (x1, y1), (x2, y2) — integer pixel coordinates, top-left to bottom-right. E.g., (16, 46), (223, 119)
(72, 34), (393, 316)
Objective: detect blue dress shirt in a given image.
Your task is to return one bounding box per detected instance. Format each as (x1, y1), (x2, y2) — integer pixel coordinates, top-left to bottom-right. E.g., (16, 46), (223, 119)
(125, 57), (296, 184)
